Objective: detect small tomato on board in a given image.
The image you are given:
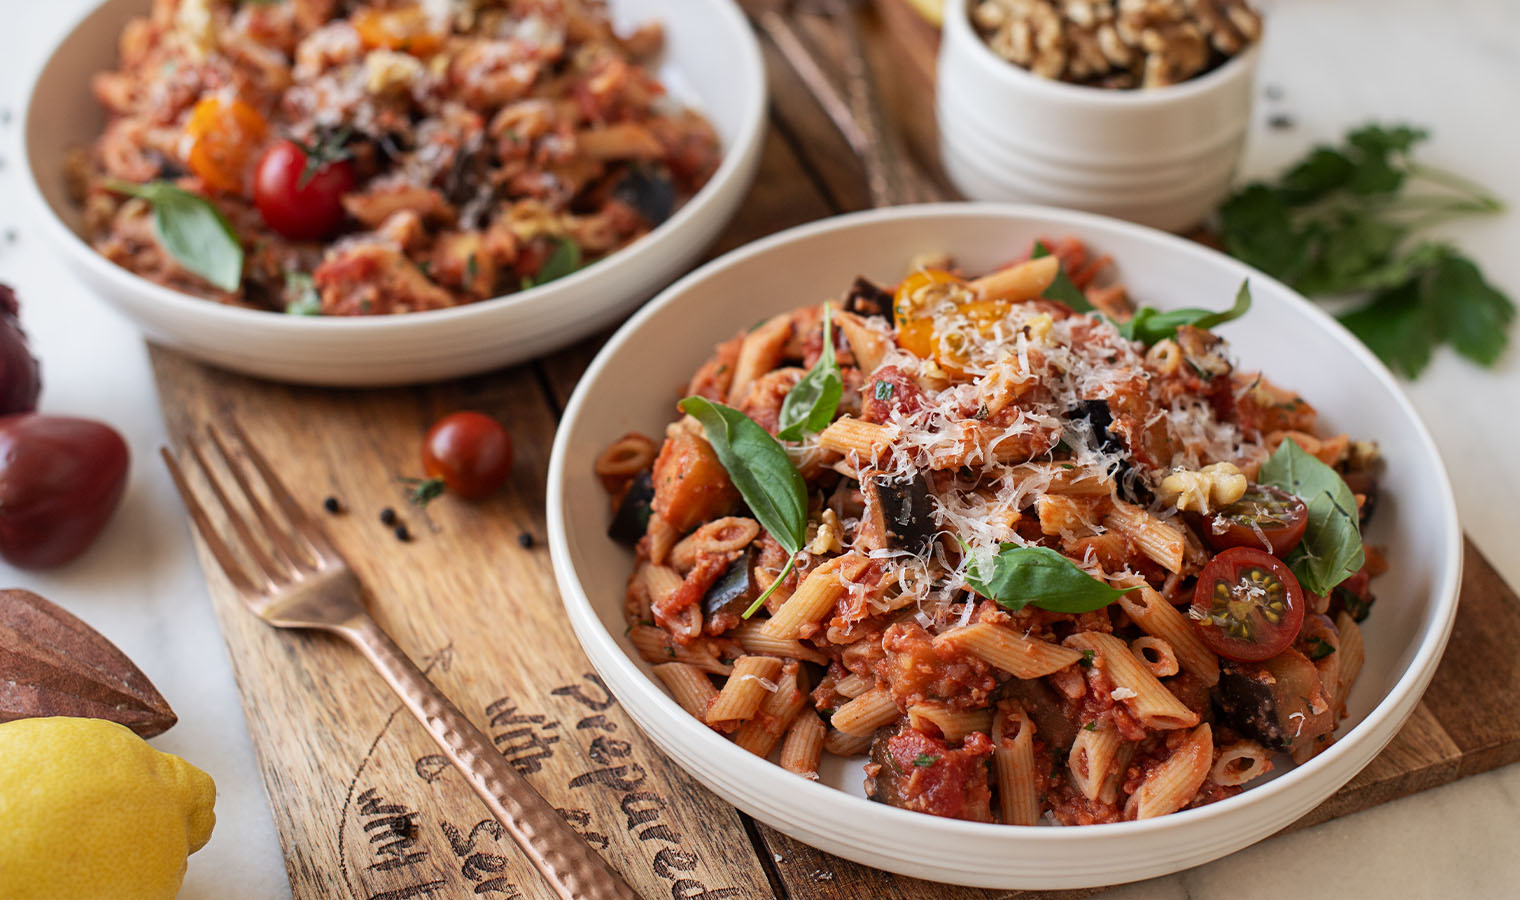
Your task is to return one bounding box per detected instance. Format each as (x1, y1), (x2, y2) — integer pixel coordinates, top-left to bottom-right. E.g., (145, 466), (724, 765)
(0, 415), (130, 569)
(407, 412), (514, 505)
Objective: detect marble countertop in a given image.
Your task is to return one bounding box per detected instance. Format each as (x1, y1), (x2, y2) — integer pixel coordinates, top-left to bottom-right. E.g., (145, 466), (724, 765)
(2, 1), (1517, 898)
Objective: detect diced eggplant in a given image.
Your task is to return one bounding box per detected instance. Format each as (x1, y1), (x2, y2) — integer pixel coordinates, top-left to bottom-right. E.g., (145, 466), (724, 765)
(702, 548), (754, 620)
(999, 676), (1077, 752)
(612, 165), (676, 226)
(606, 470), (654, 545)
(1065, 399), (1123, 455)
(862, 471), (935, 556)
(1213, 650), (1332, 754)
(844, 276), (893, 318)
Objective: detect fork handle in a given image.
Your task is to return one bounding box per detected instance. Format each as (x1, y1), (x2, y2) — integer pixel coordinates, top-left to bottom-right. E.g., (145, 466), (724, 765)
(339, 615), (642, 900)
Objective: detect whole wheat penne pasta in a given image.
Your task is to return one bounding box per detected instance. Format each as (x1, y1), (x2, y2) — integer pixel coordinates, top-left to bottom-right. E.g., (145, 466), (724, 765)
(816, 417), (895, 462)
(734, 661), (807, 757)
(908, 703), (993, 742)
(1068, 720), (1124, 801)
(652, 663), (718, 719)
(937, 623), (1085, 678)
(726, 313), (793, 405)
(761, 555), (857, 640)
(1130, 636), (1180, 678)
(1335, 611), (1366, 710)
(1119, 585), (1220, 686)
(830, 685), (899, 738)
(670, 517), (760, 572)
(823, 727), (874, 757)
(706, 656), (784, 725)
(1125, 724), (1213, 820)
(993, 703), (1041, 825)
(594, 432), (658, 479)
(968, 255), (1059, 302)
(629, 625), (732, 676)
(575, 122), (665, 159)
(779, 709), (826, 779)
(833, 671), (874, 699)
(835, 309), (890, 375)
(1212, 741), (1273, 787)
(732, 618), (829, 665)
(1104, 499), (1186, 573)
(1065, 632), (1199, 730)
(1098, 739), (1137, 806)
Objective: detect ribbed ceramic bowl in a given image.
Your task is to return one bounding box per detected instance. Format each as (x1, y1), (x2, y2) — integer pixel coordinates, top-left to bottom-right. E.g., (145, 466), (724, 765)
(937, 0), (1259, 232)
(548, 204), (1462, 890)
(20, 0), (765, 386)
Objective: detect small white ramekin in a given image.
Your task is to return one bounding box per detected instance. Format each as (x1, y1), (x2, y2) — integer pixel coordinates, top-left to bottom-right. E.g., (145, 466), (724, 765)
(937, 0), (1260, 231)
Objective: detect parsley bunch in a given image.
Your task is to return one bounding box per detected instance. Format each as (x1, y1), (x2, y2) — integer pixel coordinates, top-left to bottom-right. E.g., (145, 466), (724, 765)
(1219, 124), (1513, 377)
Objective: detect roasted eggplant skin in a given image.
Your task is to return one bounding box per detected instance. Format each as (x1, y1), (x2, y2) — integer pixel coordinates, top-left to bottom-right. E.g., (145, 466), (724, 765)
(702, 548), (755, 620)
(607, 469), (655, 545)
(863, 471), (935, 556)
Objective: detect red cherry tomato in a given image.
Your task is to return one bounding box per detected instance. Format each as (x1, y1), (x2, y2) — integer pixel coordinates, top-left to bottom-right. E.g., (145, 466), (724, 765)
(420, 412), (514, 501)
(1192, 547), (1306, 662)
(0, 414), (129, 569)
(253, 139), (356, 241)
(1201, 484), (1308, 556)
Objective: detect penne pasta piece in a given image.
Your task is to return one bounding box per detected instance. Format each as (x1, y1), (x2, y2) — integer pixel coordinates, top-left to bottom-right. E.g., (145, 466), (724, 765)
(1007, 462), (1114, 496)
(908, 703), (993, 742)
(1335, 611), (1365, 711)
(993, 703), (1041, 826)
(1119, 585), (1220, 686)
(816, 417), (895, 462)
(1098, 739), (1137, 806)
(1125, 724), (1213, 820)
(629, 625), (731, 675)
(641, 564), (684, 611)
(652, 663), (718, 720)
(830, 685), (899, 738)
(823, 727), (874, 757)
(835, 309), (890, 375)
(1065, 632), (1200, 730)
(833, 671), (874, 699)
(1037, 494), (1103, 536)
(778, 709), (826, 779)
(593, 432), (658, 479)
(937, 623), (1085, 679)
(761, 555), (858, 641)
(706, 656), (784, 725)
(647, 513), (678, 566)
(1212, 741), (1273, 787)
(1068, 720), (1124, 802)
(731, 618), (829, 665)
(726, 313), (793, 406)
(969, 255), (1059, 303)
(734, 661), (807, 757)
(575, 122), (665, 160)
(669, 516), (760, 572)
(1130, 636), (1180, 678)
(1104, 499), (1186, 573)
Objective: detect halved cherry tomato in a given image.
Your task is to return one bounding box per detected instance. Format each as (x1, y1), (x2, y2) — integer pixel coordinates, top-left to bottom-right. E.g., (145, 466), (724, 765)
(1201, 483), (1308, 556)
(417, 411), (514, 502)
(253, 139), (356, 241)
(892, 268), (962, 359)
(352, 5), (445, 56)
(184, 96), (269, 194)
(1192, 546), (1306, 662)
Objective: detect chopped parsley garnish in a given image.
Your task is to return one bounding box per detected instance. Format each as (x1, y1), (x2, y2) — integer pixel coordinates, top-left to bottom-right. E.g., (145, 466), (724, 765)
(912, 753), (939, 767)
(874, 380), (894, 400)
(1078, 649), (1096, 669)
(1083, 721), (1098, 731)
(1305, 636), (1337, 661)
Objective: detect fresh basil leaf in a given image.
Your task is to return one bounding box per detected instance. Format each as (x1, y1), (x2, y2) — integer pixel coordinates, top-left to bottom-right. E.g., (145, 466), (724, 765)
(776, 305), (843, 442)
(1118, 281), (1252, 346)
(1032, 241), (1093, 312)
(679, 396), (809, 617)
(964, 544), (1134, 614)
(1258, 438), (1365, 597)
(107, 179), (243, 291)
(284, 271), (323, 316)
(523, 238), (582, 289)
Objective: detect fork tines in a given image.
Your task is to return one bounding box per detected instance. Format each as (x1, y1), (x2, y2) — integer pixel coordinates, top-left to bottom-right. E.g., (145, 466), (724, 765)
(161, 422), (333, 595)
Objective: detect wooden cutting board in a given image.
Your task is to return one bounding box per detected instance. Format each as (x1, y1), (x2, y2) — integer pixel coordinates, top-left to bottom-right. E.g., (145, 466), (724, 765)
(148, 5), (1520, 899)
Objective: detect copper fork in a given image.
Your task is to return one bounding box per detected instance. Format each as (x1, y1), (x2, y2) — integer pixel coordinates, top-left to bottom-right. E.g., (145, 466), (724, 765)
(162, 423), (640, 900)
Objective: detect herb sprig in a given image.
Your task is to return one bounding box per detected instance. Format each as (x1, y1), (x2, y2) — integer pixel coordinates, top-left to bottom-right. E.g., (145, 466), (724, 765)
(776, 305), (843, 442)
(1219, 124), (1512, 377)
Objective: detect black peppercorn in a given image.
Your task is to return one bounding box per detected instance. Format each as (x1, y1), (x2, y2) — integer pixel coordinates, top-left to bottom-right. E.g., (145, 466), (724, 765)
(517, 532), (534, 549)
(322, 496), (341, 514)
(394, 524), (411, 542)
(380, 507), (397, 526)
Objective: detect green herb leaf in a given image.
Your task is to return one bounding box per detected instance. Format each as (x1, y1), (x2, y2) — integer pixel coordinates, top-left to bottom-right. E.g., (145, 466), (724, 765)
(1032, 241), (1093, 312)
(1258, 438), (1365, 597)
(1118, 281), (1252, 346)
(1338, 276), (1441, 378)
(1083, 721), (1098, 731)
(874, 380), (894, 401)
(1304, 636), (1337, 661)
(284, 271), (323, 316)
(1429, 252), (1516, 367)
(912, 753), (939, 767)
(678, 396), (809, 618)
(107, 180), (243, 291)
(522, 238), (582, 289)
(776, 305), (843, 442)
(963, 544), (1135, 614)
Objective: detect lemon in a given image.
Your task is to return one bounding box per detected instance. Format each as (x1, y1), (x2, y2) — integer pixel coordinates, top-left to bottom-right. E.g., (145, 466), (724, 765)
(0, 717), (216, 900)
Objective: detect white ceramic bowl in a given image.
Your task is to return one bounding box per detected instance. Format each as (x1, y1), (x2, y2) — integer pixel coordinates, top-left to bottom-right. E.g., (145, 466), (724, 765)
(548, 204), (1462, 890)
(19, 0), (765, 387)
(937, 0), (1259, 232)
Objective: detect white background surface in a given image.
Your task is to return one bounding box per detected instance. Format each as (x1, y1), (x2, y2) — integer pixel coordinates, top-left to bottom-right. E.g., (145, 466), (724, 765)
(1, 1), (1516, 898)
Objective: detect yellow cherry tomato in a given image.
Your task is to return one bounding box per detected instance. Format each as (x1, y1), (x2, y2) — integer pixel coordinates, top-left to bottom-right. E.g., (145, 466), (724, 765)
(353, 5), (446, 56)
(893, 268), (963, 359)
(184, 96), (269, 194)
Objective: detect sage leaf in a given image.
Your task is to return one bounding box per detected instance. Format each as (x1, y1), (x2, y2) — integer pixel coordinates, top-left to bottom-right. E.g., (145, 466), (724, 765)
(776, 305), (843, 442)
(1258, 438), (1365, 596)
(106, 180), (243, 291)
(964, 544), (1134, 613)
(678, 396), (809, 617)
(1118, 281), (1252, 346)
(1033, 241), (1093, 312)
